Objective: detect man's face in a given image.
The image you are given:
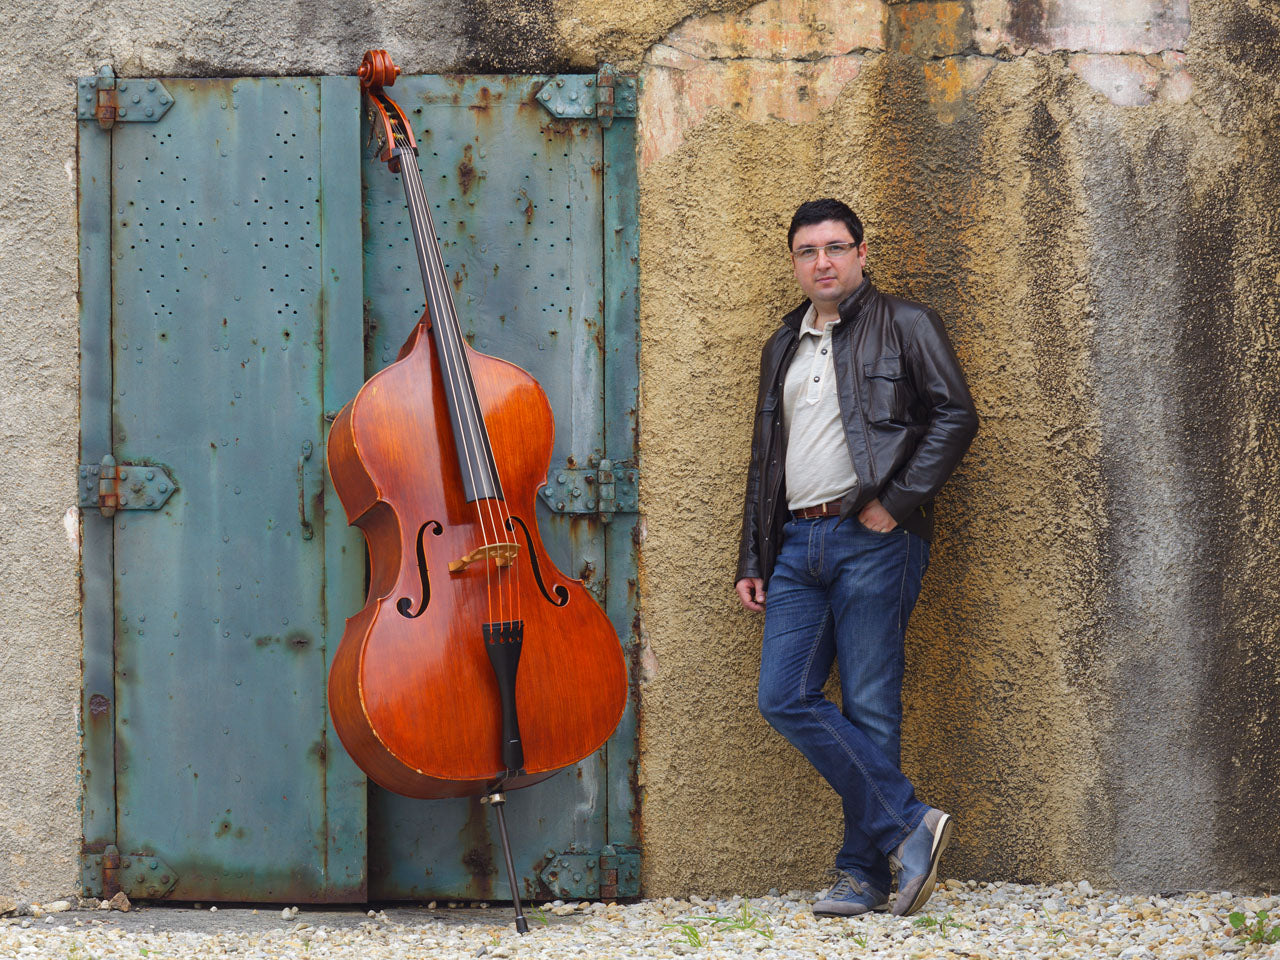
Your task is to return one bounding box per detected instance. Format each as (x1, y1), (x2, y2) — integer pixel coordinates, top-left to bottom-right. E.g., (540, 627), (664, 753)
(790, 220), (867, 310)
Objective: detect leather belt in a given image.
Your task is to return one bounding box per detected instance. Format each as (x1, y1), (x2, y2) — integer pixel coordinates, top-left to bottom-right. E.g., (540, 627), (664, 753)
(792, 498), (845, 519)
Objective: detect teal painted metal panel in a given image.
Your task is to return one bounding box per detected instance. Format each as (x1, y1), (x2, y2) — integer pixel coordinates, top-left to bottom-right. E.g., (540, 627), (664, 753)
(359, 74), (618, 900)
(104, 77), (362, 901)
(78, 107), (118, 882)
(601, 113), (641, 852)
(318, 75), (369, 899)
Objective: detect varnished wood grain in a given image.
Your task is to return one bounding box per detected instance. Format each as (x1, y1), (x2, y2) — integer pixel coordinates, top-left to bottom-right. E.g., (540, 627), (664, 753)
(327, 316), (628, 799)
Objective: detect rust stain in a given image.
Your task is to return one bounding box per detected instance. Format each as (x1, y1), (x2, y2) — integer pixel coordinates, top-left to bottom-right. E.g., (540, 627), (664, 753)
(539, 118), (586, 143)
(308, 739), (327, 764)
(458, 797), (496, 899)
(457, 143), (478, 195)
(1007, 0), (1052, 48)
(889, 1), (970, 57)
(516, 92), (542, 116)
(469, 85), (495, 116)
(921, 57), (994, 124)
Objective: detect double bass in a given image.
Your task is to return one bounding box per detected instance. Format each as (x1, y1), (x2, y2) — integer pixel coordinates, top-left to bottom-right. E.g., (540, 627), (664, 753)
(326, 50), (628, 848)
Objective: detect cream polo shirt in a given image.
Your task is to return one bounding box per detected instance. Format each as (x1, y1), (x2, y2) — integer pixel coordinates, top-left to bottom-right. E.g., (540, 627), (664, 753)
(782, 305), (859, 510)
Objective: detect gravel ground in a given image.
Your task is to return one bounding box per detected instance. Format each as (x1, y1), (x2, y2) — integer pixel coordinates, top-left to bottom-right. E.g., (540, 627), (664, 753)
(2, 881), (1279, 959)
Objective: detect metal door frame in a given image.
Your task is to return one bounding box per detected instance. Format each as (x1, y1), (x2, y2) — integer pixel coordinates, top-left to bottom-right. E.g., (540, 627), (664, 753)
(76, 67), (641, 901)
(598, 98), (641, 863)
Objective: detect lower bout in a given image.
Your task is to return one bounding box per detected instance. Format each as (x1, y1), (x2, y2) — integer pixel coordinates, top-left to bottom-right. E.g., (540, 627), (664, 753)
(367, 757), (559, 800)
(328, 698), (562, 799)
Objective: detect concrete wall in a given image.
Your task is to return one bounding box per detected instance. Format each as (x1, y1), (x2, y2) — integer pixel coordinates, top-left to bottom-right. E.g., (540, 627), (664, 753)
(635, 0), (1280, 896)
(1, 0), (1275, 900)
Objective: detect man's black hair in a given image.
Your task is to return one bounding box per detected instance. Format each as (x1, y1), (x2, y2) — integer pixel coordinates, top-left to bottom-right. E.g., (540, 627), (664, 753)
(788, 198), (864, 249)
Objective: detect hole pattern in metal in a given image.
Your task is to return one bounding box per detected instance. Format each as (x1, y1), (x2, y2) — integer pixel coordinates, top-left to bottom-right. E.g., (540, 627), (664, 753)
(109, 79), (333, 902)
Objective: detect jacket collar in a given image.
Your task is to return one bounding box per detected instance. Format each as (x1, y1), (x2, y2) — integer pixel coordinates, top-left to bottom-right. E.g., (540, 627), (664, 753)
(781, 277), (875, 332)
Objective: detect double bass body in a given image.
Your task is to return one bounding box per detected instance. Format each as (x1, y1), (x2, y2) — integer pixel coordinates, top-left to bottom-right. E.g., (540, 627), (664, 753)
(328, 321), (627, 799)
(326, 52), (627, 801)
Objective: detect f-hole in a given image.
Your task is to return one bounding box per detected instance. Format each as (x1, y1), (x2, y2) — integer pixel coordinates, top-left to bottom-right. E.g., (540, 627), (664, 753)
(397, 520), (443, 618)
(505, 516), (569, 607)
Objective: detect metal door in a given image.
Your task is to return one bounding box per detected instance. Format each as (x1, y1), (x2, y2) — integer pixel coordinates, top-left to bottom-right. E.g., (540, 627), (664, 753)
(358, 74), (639, 901)
(78, 74), (367, 902)
(78, 68), (639, 903)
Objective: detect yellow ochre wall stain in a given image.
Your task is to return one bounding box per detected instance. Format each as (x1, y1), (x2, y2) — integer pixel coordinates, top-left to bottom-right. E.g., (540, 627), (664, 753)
(626, 0), (1280, 895)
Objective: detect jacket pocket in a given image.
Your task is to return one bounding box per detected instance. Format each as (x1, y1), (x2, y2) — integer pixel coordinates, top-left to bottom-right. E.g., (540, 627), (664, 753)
(863, 356), (906, 423)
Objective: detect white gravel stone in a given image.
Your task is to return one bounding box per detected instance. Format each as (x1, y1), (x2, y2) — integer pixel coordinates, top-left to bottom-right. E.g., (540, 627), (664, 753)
(1, 885), (1278, 959)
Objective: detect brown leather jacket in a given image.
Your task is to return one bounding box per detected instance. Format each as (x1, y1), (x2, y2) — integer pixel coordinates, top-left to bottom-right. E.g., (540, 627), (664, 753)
(736, 278), (979, 583)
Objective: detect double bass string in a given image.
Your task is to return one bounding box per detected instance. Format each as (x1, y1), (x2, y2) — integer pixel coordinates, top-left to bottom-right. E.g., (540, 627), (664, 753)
(393, 128), (499, 614)
(395, 124), (523, 626)
(396, 128), (502, 617)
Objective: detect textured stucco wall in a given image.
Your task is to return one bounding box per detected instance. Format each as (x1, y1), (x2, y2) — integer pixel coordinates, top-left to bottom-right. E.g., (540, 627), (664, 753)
(635, 0), (1280, 896)
(2, 0), (1276, 902)
(0, 0), (654, 903)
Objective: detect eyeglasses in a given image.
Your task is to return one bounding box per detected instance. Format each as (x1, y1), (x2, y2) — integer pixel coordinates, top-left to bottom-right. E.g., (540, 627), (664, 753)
(790, 241), (860, 263)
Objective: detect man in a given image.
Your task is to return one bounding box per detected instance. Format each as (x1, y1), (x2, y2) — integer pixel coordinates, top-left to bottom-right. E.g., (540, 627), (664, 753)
(736, 198), (978, 918)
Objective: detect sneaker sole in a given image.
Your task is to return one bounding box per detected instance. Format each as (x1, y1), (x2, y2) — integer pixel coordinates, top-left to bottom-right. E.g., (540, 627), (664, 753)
(894, 813), (953, 917)
(812, 901), (890, 917)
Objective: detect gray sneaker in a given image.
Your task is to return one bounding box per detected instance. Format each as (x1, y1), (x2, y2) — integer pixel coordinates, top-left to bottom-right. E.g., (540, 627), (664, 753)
(889, 807), (953, 916)
(812, 870), (889, 917)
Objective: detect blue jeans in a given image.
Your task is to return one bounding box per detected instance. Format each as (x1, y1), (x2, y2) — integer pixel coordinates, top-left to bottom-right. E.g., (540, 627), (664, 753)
(757, 516), (930, 894)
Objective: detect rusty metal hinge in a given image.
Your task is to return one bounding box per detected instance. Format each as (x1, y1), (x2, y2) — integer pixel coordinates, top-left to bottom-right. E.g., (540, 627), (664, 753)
(540, 845), (640, 899)
(77, 65), (174, 127)
(84, 845), (178, 899)
(539, 459), (638, 518)
(535, 65), (637, 126)
(79, 455), (177, 517)
(91, 67), (116, 129)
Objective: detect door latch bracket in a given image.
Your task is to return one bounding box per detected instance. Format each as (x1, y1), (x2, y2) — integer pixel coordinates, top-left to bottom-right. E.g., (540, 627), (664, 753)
(79, 455), (177, 516)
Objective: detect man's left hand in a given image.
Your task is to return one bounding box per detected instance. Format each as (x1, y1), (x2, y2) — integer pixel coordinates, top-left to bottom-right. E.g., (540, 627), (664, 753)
(857, 498), (898, 533)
